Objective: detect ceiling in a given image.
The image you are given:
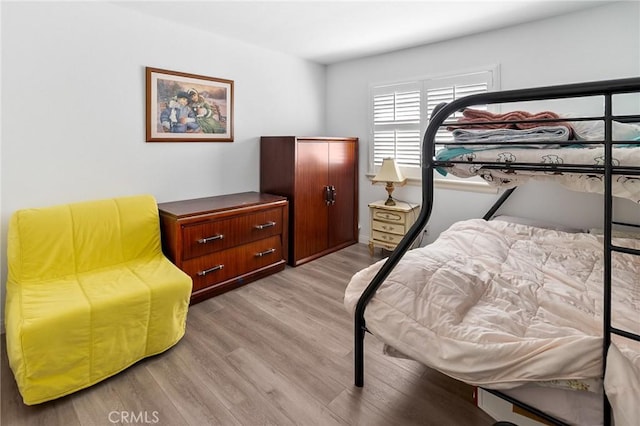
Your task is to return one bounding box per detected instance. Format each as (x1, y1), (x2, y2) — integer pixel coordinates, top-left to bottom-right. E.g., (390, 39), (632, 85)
(114, 1), (614, 64)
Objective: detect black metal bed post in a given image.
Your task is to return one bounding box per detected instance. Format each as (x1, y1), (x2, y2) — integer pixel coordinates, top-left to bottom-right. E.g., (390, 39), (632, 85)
(353, 203), (435, 386)
(353, 103), (449, 387)
(602, 92), (613, 426)
(354, 316), (366, 387)
(353, 172), (437, 386)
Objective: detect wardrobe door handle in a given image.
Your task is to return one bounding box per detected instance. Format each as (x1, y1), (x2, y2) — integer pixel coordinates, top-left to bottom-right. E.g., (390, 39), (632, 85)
(324, 186), (332, 205)
(330, 185), (336, 205)
(198, 234), (224, 244)
(197, 264), (224, 276)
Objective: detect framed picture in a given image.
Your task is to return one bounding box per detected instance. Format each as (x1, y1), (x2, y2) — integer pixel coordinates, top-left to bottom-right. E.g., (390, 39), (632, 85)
(146, 67), (234, 142)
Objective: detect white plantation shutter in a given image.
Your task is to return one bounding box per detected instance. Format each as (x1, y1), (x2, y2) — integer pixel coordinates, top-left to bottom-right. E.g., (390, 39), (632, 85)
(373, 83), (421, 168)
(370, 69), (496, 180)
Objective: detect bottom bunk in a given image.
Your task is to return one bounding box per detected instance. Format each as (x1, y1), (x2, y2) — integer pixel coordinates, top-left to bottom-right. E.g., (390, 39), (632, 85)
(344, 217), (640, 426)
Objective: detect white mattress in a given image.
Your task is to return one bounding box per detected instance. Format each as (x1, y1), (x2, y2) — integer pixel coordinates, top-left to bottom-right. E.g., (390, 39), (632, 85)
(344, 219), (640, 426)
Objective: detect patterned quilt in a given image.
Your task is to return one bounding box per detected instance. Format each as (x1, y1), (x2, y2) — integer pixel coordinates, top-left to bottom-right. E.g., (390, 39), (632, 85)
(436, 145), (640, 203)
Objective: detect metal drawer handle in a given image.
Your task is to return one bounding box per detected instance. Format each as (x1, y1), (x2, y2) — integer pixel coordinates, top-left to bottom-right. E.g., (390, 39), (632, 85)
(198, 234), (224, 244)
(197, 264), (224, 276)
(255, 248), (276, 257)
(255, 221), (276, 230)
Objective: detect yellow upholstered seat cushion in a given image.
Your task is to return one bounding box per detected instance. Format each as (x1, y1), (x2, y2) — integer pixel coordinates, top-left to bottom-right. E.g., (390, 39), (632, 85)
(5, 195), (192, 405)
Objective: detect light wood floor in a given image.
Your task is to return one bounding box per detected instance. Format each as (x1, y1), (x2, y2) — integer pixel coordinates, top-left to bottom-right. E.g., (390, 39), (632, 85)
(1, 243), (495, 426)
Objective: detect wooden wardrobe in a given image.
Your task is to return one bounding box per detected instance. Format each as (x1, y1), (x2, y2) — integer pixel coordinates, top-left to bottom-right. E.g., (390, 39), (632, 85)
(260, 136), (358, 266)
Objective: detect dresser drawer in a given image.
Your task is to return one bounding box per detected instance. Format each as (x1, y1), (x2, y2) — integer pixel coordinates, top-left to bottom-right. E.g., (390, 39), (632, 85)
(372, 230), (404, 246)
(372, 209), (408, 224)
(372, 220), (407, 235)
(182, 208), (283, 260)
(183, 236), (283, 292)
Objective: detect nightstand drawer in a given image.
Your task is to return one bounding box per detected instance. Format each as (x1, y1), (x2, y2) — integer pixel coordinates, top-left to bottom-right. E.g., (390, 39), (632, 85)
(372, 220), (406, 235)
(372, 209), (408, 224)
(372, 230), (404, 245)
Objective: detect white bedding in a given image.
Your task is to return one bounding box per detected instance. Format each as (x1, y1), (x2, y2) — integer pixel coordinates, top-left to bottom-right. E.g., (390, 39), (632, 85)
(344, 219), (640, 425)
(436, 146), (640, 203)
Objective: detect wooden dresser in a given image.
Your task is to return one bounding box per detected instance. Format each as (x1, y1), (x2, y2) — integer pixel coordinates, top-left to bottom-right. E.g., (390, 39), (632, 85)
(158, 192), (288, 304)
(260, 136), (358, 266)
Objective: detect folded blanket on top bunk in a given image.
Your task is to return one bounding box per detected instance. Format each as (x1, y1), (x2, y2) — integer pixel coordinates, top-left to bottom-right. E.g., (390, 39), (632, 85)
(445, 111), (640, 147)
(450, 125), (571, 148)
(344, 219), (640, 426)
(447, 108), (574, 134)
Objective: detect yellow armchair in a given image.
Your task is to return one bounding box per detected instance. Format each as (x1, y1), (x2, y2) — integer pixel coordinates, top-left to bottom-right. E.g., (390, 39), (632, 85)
(4, 195), (192, 405)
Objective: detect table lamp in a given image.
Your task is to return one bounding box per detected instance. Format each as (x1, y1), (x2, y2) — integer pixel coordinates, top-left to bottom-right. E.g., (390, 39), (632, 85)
(372, 158), (407, 206)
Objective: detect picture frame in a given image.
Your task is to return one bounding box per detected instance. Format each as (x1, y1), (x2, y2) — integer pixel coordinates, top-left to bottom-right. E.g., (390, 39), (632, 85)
(146, 67), (234, 142)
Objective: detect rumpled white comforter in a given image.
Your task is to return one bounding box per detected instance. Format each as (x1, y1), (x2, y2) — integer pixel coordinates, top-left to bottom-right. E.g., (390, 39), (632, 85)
(344, 219), (640, 425)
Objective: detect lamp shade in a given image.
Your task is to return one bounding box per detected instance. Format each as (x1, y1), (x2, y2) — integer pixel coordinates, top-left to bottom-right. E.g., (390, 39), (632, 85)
(372, 158), (406, 184)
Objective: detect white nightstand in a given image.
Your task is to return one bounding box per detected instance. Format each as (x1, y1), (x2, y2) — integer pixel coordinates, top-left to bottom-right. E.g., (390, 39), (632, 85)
(368, 200), (421, 255)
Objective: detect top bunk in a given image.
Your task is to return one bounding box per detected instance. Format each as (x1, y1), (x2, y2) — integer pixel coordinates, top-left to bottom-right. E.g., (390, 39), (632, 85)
(425, 77), (640, 203)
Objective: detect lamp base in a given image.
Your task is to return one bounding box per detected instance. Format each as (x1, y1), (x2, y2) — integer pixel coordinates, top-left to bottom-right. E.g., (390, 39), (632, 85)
(384, 182), (396, 206)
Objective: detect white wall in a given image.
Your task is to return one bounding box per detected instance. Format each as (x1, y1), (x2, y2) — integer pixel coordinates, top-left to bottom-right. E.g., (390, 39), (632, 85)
(0, 2), (326, 328)
(326, 1), (640, 245)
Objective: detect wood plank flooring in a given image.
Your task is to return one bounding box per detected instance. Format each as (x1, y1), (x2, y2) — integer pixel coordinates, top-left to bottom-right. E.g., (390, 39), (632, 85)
(1, 243), (495, 426)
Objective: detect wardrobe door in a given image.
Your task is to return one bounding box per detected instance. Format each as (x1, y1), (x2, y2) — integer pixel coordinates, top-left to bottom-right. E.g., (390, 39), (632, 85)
(294, 140), (329, 262)
(328, 139), (358, 249)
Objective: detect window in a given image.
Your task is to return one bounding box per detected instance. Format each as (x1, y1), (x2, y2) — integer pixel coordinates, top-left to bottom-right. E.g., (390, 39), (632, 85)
(370, 67), (498, 181)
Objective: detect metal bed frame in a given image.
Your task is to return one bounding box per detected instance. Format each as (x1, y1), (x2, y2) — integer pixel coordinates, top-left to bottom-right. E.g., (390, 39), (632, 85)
(354, 77), (640, 426)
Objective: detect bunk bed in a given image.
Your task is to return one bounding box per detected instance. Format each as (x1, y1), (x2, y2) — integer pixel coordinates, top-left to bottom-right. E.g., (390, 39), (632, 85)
(345, 77), (640, 426)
